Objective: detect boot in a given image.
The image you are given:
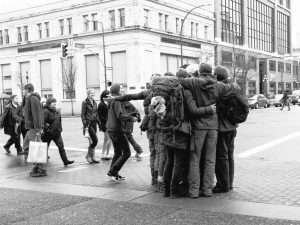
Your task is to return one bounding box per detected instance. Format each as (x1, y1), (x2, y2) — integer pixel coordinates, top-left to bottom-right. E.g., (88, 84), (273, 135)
(86, 147), (93, 163)
(163, 182), (170, 197)
(91, 148), (100, 163)
(154, 170), (158, 186)
(151, 168), (155, 185)
(59, 150), (74, 166)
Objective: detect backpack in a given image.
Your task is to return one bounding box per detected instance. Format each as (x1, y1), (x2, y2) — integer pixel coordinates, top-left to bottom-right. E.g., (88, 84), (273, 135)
(151, 76), (191, 149)
(218, 92), (249, 124)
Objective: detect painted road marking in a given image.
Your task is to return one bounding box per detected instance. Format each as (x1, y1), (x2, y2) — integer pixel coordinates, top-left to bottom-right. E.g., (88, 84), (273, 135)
(236, 131), (300, 158)
(58, 166), (88, 173)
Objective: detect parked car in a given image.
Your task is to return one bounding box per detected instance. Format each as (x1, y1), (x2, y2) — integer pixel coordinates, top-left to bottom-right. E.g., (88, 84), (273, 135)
(248, 94), (269, 109)
(288, 94), (300, 105)
(272, 94), (283, 107)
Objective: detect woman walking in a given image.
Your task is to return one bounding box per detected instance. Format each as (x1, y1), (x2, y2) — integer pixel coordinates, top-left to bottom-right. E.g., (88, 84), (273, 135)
(81, 88), (101, 163)
(98, 90), (112, 160)
(106, 84), (138, 181)
(0, 95), (24, 155)
(42, 98), (74, 166)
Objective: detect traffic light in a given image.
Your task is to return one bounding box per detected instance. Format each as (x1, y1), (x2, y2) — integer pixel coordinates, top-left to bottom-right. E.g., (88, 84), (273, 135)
(61, 42), (68, 58)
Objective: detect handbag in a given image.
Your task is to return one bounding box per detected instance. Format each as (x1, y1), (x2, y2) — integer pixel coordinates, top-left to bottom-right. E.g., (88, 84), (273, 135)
(27, 134), (48, 164)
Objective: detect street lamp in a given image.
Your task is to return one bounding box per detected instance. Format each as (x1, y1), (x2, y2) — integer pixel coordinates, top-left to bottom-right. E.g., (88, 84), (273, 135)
(263, 74), (268, 96)
(180, 4), (211, 65)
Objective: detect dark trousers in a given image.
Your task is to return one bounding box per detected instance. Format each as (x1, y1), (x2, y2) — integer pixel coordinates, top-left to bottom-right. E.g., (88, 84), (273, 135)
(5, 133), (22, 152)
(163, 147), (186, 193)
(126, 133), (142, 153)
(215, 130), (236, 191)
(108, 132), (131, 176)
(42, 134), (69, 164)
(88, 123), (98, 148)
(281, 101), (290, 110)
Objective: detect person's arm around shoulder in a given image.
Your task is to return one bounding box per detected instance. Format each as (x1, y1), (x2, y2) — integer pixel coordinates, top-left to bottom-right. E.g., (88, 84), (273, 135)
(113, 101), (136, 122)
(184, 90), (215, 116)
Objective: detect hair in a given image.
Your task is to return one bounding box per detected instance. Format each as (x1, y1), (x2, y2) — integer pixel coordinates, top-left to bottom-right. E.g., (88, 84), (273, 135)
(87, 88), (95, 96)
(164, 72), (175, 77)
(100, 90), (110, 102)
(24, 83), (34, 93)
(107, 81), (112, 87)
(180, 64), (190, 69)
(110, 83), (121, 96)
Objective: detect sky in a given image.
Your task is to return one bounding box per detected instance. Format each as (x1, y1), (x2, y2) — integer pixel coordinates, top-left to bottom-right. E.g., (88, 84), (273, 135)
(1, 0), (300, 48)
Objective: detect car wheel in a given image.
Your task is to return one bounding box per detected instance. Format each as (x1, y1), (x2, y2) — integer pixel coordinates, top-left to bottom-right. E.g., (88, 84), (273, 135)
(264, 103), (267, 108)
(255, 103), (258, 109)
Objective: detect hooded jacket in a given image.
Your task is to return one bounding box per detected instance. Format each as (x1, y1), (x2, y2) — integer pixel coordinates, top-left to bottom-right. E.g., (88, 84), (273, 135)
(123, 101), (140, 133)
(178, 76), (232, 130)
(0, 102), (18, 135)
(23, 92), (44, 130)
(43, 105), (62, 138)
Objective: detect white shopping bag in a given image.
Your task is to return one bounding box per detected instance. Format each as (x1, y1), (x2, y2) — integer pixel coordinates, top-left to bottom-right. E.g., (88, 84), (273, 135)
(27, 139), (48, 164)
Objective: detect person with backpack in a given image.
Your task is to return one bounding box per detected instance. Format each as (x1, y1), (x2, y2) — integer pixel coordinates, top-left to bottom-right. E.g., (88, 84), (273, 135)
(98, 90), (112, 160)
(81, 88), (101, 163)
(178, 63), (233, 198)
(42, 98), (74, 166)
(213, 66), (242, 193)
(0, 95), (24, 155)
(280, 90), (290, 111)
(106, 84), (139, 181)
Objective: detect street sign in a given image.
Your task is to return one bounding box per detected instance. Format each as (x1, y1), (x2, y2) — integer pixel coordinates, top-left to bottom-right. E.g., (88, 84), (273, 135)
(67, 39), (74, 47)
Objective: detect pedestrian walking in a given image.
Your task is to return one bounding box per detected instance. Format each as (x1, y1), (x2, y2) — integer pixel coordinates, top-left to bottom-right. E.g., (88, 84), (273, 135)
(106, 84), (138, 181)
(42, 98), (74, 166)
(280, 90), (290, 111)
(15, 96), (28, 140)
(0, 95), (24, 155)
(98, 90), (112, 160)
(22, 83), (46, 177)
(123, 101), (143, 157)
(81, 88), (101, 163)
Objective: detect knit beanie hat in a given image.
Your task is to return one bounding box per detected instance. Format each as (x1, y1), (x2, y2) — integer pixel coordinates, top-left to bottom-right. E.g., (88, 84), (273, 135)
(199, 63), (213, 76)
(46, 98), (57, 106)
(214, 66), (229, 81)
(176, 69), (189, 78)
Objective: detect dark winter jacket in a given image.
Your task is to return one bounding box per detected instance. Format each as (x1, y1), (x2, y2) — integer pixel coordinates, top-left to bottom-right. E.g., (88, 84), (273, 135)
(107, 100), (136, 133)
(123, 102), (140, 134)
(98, 102), (108, 132)
(43, 106), (62, 139)
(81, 98), (100, 128)
(0, 103), (18, 135)
(178, 76), (232, 130)
(23, 92), (44, 130)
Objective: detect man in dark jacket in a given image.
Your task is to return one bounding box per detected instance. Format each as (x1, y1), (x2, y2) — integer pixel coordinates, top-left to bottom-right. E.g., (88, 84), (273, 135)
(280, 90), (290, 111)
(178, 63), (233, 198)
(22, 83), (45, 177)
(213, 66), (239, 193)
(42, 98), (74, 166)
(0, 95), (23, 154)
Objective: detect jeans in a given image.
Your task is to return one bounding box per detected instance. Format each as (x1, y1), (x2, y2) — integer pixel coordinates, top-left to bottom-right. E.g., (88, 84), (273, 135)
(163, 147), (186, 193)
(88, 123), (98, 148)
(4, 133), (22, 152)
(147, 131), (156, 174)
(42, 134), (69, 164)
(188, 129), (218, 196)
(102, 132), (112, 156)
(215, 130), (236, 190)
(108, 132), (131, 176)
(157, 131), (167, 181)
(126, 133), (142, 153)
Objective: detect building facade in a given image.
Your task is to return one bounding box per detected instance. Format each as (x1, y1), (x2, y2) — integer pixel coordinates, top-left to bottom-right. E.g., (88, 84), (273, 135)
(0, 0), (215, 114)
(214, 0), (298, 97)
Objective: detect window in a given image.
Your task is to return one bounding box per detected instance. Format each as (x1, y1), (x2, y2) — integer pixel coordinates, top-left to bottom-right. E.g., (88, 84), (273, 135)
(221, 51), (233, 66)
(23, 26), (28, 41)
(191, 22), (194, 37)
(59, 19), (64, 35)
(279, 0), (283, 5)
(0, 31), (3, 45)
(249, 56), (257, 69)
(196, 23), (199, 38)
(40, 59), (52, 91)
(111, 51), (127, 83)
(176, 18), (180, 34)
(62, 57), (76, 99)
(86, 55), (100, 89)
(37, 23), (42, 39)
(67, 18), (72, 34)
(164, 15), (169, 31)
(1, 64), (12, 95)
(277, 11), (290, 54)
(204, 25), (208, 39)
(269, 60), (276, 72)
(4, 29), (9, 44)
(160, 53), (198, 74)
(235, 54), (245, 67)
(278, 82), (284, 94)
(83, 15), (89, 32)
(17, 27), (22, 42)
(45, 22), (50, 37)
(109, 10), (115, 29)
(286, 0), (290, 9)
(248, 81), (257, 96)
(119, 8), (125, 27)
(144, 9), (149, 27)
(159, 13), (163, 29)
(278, 62), (284, 72)
(19, 61), (30, 84)
(91, 13), (98, 31)
(286, 63), (291, 73)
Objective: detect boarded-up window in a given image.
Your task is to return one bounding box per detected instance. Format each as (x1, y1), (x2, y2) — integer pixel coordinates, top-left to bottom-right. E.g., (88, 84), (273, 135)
(111, 51), (127, 83)
(85, 55), (100, 87)
(40, 59), (52, 90)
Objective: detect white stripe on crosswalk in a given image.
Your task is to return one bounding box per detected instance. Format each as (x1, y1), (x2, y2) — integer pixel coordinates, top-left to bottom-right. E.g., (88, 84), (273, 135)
(58, 166), (88, 173)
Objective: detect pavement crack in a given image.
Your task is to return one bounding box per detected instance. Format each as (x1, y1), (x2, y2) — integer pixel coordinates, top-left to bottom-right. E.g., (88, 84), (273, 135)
(154, 208), (182, 221)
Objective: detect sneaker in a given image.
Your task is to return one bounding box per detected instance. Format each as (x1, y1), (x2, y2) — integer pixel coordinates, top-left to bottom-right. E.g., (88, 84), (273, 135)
(106, 173), (120, 181)
(187, 193), (198, 199)
(3, 146), (11, 154)
(30, 168), (47, 177)
(17, 151), (25, 155)
(135, 151), (143, 158)
(212, 186), (229, 193)
(199, 192), (212, 197)
(117, 174), (125, 180)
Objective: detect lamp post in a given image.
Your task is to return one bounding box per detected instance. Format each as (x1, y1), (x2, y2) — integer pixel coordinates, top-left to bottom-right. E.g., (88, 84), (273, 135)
(263, 74), (268, 97)
(179, 4), (211, 66)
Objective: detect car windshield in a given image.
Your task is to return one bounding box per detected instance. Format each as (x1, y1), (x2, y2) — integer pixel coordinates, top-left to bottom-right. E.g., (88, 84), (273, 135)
(249, 95), (258, 100)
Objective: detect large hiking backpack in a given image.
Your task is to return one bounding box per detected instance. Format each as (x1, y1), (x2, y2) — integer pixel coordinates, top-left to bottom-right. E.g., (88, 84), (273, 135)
(151, 76), (191, 149)
(218, 91), (249, 124)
